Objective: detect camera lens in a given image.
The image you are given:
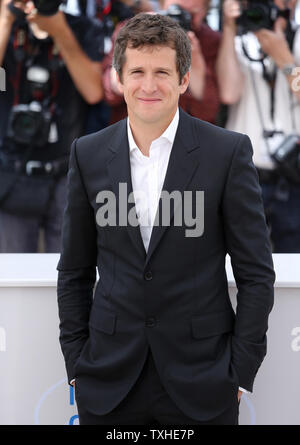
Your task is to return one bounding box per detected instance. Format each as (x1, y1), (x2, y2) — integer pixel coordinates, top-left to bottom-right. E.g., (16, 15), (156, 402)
(13, 112), (38, 142)
(246, 7), (265, 26)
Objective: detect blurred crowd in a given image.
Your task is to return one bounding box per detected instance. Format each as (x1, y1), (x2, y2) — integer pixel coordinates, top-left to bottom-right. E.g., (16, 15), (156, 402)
(0, 0), (299, 253)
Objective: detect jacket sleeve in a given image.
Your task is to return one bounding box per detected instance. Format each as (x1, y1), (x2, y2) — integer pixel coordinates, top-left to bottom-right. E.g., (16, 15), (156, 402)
(222, 134), (275, 392)
(57, 138), (97, 383)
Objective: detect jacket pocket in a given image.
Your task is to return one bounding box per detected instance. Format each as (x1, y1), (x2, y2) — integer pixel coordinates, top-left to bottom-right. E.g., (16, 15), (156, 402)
(191, 308), (235, 339)
(89, 305), (117, 335)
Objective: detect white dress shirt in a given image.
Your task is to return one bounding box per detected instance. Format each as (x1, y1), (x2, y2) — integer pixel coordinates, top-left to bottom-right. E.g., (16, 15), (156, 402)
(127, 109), (179, 253)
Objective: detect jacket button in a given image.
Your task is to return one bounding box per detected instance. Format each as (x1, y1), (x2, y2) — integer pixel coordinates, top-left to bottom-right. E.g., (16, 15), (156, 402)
(144, 270), (153, 281)
(145, 317), (156, 328)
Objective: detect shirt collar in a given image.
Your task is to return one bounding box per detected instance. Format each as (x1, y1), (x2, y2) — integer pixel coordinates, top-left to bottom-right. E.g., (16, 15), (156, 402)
(127, 108), (179, 153)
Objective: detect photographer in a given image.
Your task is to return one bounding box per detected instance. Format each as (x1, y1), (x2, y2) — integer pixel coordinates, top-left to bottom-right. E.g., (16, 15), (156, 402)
(216, 0), (300, 252)
(0, 0), (105, 252)
(102, 0), (222, 125)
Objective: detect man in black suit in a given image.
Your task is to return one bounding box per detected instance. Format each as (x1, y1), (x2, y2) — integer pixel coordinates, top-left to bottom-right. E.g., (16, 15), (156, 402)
(57, 13), (275, 425)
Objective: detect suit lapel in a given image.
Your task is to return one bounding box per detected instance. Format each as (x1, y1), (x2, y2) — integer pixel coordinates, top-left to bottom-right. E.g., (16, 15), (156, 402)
(106, 119), (146, 258)
(145, 109), (201, 268)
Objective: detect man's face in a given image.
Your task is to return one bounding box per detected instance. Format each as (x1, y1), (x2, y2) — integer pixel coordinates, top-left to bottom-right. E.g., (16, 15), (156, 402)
(116, 45), (189, 126)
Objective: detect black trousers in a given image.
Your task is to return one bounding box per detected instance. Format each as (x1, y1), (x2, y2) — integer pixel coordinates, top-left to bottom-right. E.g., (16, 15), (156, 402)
(76, 350), (239, 425)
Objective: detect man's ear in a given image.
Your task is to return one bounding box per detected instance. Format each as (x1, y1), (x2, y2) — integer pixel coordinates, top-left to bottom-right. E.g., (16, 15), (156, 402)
(115, 69), (124, 95)
(179, 71), (190, 95)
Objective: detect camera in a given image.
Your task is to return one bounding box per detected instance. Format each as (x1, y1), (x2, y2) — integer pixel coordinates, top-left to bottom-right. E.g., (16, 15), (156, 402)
(33, 0), (64, 16)
(158, 4), (192, 32)
(8, 0), (64, 18)
(237, 0), (291, 33)
(7, 101), (52, 147)
(7, 66), (52, 147)
(271, 134), (300, 184)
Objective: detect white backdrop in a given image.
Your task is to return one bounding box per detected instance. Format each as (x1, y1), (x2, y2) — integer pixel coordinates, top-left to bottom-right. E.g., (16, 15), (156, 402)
(0, 253), (299, 425)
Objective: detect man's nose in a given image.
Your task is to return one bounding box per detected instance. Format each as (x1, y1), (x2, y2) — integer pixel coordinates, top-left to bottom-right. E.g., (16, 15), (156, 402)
(141, 74), (158, 94)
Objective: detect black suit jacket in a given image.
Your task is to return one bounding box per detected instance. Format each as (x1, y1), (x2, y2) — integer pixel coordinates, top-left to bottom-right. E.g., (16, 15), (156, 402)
(57, 107), (275, 422)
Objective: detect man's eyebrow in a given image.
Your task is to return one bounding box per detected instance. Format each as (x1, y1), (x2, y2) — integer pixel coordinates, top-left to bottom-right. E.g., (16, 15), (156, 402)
(128, 67), (143, 72)
(156, 67), (173, 72)
(128, 67), (173, 72)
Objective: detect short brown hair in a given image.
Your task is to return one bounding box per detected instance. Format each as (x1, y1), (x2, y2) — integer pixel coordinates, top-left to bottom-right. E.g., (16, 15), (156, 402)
(112, 13), (192, 84)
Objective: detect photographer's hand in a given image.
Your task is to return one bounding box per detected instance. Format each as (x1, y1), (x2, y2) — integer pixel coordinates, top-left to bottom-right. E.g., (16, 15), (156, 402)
(1, 0), (34, 21)
(0, 1), (38, 66)
(0, 0), (15, 21)
(26, 10), (103, 104)
(26, 6), (67, 37)
(0, 0), (18, 66)
(120, 0), (153, 13)
(255, 19), (300, 102)
(255, 19), (294, 69)
(215, 0), (245, 105)
(186, 31), (206, 100)
(223, 0), (241, 30)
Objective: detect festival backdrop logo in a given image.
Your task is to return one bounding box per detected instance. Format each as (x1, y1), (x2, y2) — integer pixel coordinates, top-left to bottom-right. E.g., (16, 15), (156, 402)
(291, 326), (300, 352)
(34, 379), (78, 425)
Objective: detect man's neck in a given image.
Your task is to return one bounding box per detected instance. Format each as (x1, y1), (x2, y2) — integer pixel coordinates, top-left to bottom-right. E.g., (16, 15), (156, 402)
(128, 109), (177, 157)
